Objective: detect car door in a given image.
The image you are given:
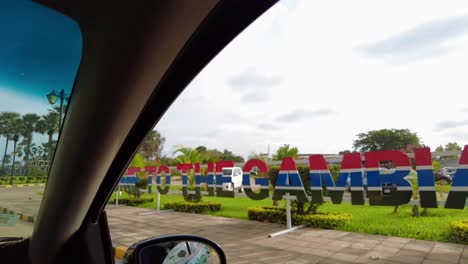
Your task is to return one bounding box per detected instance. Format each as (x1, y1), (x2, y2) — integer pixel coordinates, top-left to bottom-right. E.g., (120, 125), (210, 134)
(0, 1), (277, 264)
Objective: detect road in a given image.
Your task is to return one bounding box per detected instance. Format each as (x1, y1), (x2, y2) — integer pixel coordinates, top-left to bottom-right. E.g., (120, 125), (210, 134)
(0, 186), (43, 237)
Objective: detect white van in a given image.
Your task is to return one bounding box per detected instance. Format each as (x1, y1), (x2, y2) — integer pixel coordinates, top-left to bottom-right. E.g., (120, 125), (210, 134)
(221, 167), (243, 192)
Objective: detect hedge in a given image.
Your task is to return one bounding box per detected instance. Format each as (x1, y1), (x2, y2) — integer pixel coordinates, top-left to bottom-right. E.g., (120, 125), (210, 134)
(164, 201), (221, 214)
(109, 197), (154, 206)
(450, 220), (468, 244)
(0, 176), (47, 185)
(248, 206), (351, 229)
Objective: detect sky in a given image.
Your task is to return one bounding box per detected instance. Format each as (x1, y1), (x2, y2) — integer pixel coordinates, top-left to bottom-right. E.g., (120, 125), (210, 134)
(0, 1), (81, 158)
(2, 0), (468, 161)
(154, 0), (468, 158)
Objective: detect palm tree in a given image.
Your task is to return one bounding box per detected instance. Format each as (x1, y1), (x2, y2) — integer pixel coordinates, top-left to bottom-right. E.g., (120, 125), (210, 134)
(9, 116), (22, 176)
(37, 111), (59, 170)
(272, 144), (299, 161)
(19, 113), (41, 176)
(173, 147), (203, 164)
(0, 112), (20, 172)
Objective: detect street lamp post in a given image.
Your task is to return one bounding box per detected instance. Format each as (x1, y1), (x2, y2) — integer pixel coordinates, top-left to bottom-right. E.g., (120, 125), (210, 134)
(46, 89), (67, 170)
(46, 89), (66, 129)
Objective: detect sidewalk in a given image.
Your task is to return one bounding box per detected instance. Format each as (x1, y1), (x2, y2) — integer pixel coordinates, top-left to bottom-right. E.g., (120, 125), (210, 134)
(106, 206), (468, 264)
(0, 185), (43, 223)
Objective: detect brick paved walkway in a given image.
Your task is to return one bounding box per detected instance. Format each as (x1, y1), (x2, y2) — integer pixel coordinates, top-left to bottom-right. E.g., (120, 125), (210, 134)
(106, 206), (468, 264)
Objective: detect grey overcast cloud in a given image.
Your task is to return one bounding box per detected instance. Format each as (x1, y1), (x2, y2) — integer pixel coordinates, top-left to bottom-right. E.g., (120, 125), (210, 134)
(154, 0), (468, 158)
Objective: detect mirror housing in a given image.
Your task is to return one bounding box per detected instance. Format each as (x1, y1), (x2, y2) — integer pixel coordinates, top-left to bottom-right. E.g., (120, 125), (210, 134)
(123, 235), (226, 264)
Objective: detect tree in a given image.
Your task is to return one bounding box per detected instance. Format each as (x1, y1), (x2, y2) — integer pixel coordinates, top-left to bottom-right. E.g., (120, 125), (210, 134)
(435, 145), (444, 152)
(200, 149), (222, 163)
(129, 153), (145, 168)
(138, 130), (165, 161)
(248, 152), (269, 162)
(0, 112), (20, 172)
(19, 113), (41, 175)
(36, 111), (59, 168)
(9, 117), (22, 176)
(195, 146), (207, 153)
(435, 142), (462, 160)
(352, 129), (421, 152)
(173, 147), (203, 164)
(273, 144), (299, 160)
(220, 149), (244, 162)
(2, 154), (11, 165)
(445, 142), (462, 151)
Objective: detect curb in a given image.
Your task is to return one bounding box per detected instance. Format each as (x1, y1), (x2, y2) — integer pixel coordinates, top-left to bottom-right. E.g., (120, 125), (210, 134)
(0, 206), (36, 223)
(0, 183), (45, 188)
(112, 244), (128, 260)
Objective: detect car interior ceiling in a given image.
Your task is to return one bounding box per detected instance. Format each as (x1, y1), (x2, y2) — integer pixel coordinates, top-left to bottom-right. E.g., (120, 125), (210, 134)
(0, 1), (278, 264)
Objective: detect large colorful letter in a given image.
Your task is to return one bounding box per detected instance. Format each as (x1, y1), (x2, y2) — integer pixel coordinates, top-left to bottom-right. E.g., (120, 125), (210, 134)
(365, 151), (412, 206)
(177, 163), (193, 198)
(272, 157), (308, 202)
(144, 166), (157, 193)
(445, 146), (468, 209)
(195, 162), (215, 197)
(342, 153), (365, 205)
(414, 148), (437, 208)
(121, 167), (140, 192)
(309, 154), (362, 204)
(242, 159), (269, 200)
(156, 165), (171, 194)
(215, 160), (235, 198)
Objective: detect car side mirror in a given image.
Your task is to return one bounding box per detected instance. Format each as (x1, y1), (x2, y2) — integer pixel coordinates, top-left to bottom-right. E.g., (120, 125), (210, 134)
(123, 235), (227, 264)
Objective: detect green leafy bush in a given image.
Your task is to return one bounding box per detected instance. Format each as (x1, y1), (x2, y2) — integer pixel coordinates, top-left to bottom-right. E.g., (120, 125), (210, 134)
(164, 201), (221, 214)
(135, 177), (148, 189)
(248, 206), (286, 223)
(125, 188), (142, 199)
(17, 176), (27, 183)
(450, 220), (468, 244)
(0, 176), (8, 184)
(432, 161), (441, 172)
(294, 213), (351, 229)
(38, 176), (47, 183)
(26, 177), (37, 183)
(248, 206), (351, 229)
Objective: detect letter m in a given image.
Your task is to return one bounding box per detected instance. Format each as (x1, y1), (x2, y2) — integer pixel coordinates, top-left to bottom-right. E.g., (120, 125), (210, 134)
(309, 153), (364, 204)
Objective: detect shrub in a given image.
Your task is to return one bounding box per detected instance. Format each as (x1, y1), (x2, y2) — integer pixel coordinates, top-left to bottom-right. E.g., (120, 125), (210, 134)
(294, 213), (351, 229)
(248, 207), (286, 224)
(109, 197), (154, 206)
(125, 187), (142, 199)
(0, 176), (8, 184)
(164, 201), (221, 214)
(450, 220), (468, 244)
(135, 177), (148, 189)
(38, 176), (47, 183)
(247, 206), (351, 229)
(17, 176), (27, 183)
(26, 177), (37, 183)
(432, 161), (441, 172)
(170, 169), (181, 177)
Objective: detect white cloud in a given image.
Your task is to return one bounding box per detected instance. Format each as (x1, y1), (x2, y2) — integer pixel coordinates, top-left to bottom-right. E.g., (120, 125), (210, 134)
(155, 0), (468, 158)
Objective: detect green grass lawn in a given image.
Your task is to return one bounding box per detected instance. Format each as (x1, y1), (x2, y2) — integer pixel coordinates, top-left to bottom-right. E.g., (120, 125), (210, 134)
(108, 191), (468, 243)
(136, 193), (285, 219)
(319, 203), (468, 242)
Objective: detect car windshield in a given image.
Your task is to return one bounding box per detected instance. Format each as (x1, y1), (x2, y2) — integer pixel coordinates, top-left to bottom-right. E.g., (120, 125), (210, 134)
(0, 1), (81, 237)
(109, 1), (468, 262)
